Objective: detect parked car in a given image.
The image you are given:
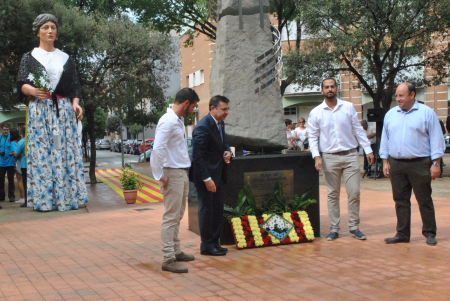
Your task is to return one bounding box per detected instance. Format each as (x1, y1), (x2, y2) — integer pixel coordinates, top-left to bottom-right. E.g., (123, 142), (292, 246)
(110, 139), (119, 152)
(114, 140), (122, 152)
(96, 139), (111, 150)
(141, 138), (192, 162)
(124, 140), (134, 154)
(131, 139), (143, 155)
(138, 139), (154, 154)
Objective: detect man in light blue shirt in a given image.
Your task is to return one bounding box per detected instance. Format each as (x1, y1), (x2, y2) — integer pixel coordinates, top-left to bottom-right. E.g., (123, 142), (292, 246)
(13, 127), (27, 207)
(0, 123), (16, 204)
(380, 82), (445, 246)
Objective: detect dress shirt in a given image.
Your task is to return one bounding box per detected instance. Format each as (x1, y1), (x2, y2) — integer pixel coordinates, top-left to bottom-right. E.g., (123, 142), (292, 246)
(150, 109), (190, 180)
(308, 98), (373, 158)
(32, 48), (69, 90)
(380, 101), (445, 160)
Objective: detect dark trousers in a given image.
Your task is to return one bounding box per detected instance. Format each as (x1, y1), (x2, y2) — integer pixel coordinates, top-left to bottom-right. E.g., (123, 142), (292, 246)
(363, 143), (377, 171)
(21, 168), (27, 202)
(196, 180), (224, 251)
(389, 157), (436, 239)
(0, 166), (15, 200)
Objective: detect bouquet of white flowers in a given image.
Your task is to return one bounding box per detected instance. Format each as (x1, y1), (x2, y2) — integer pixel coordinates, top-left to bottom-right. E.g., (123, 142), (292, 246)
(27, 71), (52, 93)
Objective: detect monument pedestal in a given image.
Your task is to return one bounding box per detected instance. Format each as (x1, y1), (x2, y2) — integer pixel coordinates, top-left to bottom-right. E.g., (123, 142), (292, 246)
(188, 153), (320, 245)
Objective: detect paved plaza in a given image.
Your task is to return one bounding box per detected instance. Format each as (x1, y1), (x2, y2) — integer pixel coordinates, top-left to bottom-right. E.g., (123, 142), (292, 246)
(1, 172), (450, 300)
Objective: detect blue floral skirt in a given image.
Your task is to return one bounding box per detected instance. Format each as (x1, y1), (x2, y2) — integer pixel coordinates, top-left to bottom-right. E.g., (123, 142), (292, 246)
(27, 97), (88, 211)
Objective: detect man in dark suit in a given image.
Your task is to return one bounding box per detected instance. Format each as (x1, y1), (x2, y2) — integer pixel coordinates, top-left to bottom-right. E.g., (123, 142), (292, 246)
(191, 95), (231, 256)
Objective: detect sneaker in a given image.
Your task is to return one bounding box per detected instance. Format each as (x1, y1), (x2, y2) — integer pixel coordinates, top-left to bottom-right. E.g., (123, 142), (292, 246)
(162, 259), (188, 273)
(350, 230), (366, 240)
(326, 232), (339, 241)
(15, 198), (25, 204)
(175, 252), (195, 262)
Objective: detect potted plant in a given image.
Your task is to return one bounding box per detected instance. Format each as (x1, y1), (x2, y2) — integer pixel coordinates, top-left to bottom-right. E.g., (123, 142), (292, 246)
(119, 165), (143, 204)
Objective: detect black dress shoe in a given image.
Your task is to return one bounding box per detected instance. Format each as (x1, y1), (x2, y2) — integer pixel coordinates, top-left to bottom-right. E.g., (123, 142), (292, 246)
(426, 236), (437, 246)
(200, 248), (226, 256)
(385, 236), (410, 244)
(216, 246), (228, 252)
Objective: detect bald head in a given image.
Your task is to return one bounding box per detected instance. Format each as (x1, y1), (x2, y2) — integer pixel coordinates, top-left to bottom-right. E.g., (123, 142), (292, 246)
(396, 82), (416, 111)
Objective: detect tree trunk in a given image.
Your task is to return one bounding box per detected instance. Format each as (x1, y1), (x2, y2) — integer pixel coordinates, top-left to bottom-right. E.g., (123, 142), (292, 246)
(86, 104), (97, 183)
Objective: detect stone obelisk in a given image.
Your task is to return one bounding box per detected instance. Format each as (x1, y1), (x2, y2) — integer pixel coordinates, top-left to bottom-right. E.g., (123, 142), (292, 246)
(210, 0), (286, 152)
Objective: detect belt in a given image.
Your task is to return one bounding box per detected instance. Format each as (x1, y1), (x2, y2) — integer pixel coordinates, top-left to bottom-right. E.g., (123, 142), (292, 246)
(327, 148), (357, 156)
(164, 167), (188, 171)
(391, 157), (428, 162)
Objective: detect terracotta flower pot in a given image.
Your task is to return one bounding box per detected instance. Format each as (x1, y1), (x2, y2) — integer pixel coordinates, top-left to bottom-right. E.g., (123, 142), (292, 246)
(123, 190), (137, 204)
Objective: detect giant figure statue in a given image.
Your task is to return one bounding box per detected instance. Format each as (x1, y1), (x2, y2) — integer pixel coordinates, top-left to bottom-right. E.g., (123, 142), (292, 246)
(210, 0), (286, 152)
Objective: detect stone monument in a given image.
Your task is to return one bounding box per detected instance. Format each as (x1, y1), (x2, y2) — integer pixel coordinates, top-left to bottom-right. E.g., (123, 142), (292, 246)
(210, 0), (286, 152)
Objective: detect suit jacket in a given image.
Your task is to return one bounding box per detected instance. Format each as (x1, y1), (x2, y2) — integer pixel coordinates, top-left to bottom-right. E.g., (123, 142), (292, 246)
(190, 113), (231, 185)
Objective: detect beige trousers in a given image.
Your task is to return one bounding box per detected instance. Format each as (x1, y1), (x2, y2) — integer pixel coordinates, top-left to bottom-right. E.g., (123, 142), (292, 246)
(159, 168), (189, 263)
(322, 151), (361, 233)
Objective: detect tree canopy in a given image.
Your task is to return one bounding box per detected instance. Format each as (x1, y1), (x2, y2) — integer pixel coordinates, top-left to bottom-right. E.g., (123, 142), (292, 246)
(284, 0), (450, 111)
(1, 0), (175, 182)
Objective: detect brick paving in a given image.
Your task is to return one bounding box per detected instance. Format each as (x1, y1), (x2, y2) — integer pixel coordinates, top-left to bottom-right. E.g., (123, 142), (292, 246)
(1, 185), (450, 300)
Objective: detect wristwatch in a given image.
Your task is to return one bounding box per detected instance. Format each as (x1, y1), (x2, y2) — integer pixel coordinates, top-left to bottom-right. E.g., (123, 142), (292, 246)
(432, 162), (440, 167)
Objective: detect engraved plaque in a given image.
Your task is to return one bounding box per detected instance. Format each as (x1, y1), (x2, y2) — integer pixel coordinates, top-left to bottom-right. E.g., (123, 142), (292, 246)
(244, 170), (294, 206)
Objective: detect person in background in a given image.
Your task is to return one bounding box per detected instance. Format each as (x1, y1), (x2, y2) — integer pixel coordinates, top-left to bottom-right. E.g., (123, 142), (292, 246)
(381, 83), (445, 246)
(13, 127), (27, 207)
(438, 119), (446, 177)
(7, 129), (21, 205)
(294, 117), (308, 151)
(361, 120), (376, 174)
(285, 119), (296, 150)
(0, 123), (16, 205)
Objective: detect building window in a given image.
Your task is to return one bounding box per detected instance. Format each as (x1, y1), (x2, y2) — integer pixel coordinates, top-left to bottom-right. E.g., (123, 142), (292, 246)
(188, 70), (204, 87)
(188, 73), (195, 88)
(284, 107), (296, 115)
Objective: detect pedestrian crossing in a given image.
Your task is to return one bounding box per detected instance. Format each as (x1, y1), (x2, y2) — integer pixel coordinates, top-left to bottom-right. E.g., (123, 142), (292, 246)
(95, 169), (163, 203)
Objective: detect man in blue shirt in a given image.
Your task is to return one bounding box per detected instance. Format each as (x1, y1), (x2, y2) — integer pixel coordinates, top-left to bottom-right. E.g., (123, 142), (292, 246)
(380, 83), (446, 246)
(0, 123), (16, 204)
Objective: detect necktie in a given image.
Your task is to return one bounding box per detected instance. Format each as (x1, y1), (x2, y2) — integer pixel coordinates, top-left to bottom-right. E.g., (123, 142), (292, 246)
(218, 122), (223, 142)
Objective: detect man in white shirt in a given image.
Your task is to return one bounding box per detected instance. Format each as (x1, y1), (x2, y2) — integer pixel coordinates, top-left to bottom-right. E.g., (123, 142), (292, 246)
(151, 88), (199, 273)
(308, 78), (374, 241)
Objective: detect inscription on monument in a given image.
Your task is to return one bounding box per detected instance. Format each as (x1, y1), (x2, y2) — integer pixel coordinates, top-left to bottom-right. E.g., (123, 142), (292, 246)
(244, 170), (294, 206)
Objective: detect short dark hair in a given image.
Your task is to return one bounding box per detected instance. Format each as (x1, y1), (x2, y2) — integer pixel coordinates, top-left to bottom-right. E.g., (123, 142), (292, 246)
(284, 119), (292, 126)
(9, 128), (20, 141)
(405, 82), (416, 96)
(174, 88), (200, 105)
(2, 122), (10, 129)
(20, 127), (26, 136)
(321, 78), (337, 89)
(209, 95), (230, 111)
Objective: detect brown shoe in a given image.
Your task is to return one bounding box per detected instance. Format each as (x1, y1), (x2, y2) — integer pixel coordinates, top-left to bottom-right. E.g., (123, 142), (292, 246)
(20, 203), (27, 208)
(175, 252), (195, 262)
(162, 259), (188, 273)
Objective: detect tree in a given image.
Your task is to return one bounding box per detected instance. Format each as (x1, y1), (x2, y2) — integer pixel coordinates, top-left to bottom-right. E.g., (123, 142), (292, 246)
(1, 0), (175, 183)
(81, 107), (107, 159)
(128, 123), (143, 137)
(106, 116), (121, 134)
(284, 0), (450, 138)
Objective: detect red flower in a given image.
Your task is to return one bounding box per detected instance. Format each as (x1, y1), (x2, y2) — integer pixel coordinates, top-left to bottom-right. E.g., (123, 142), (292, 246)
(266, 236), (272, 241)
(241, 216), (248, 221)
(259, 219), (264, 224)
(296, 229), (301, 234)
(260, 229), (265, 234)
(244, 231), (249, 236)
(241, 221), (248, 226)
(249, 237), (255, 243)
(299, 223), (304, 228)
(293, 211), (297, 214)
(247, 241), (253, 247)
(301, 230), (305, 235)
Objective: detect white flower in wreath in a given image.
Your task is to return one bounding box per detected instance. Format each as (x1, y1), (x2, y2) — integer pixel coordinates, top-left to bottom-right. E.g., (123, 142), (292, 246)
(27, 74), (35, 81)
